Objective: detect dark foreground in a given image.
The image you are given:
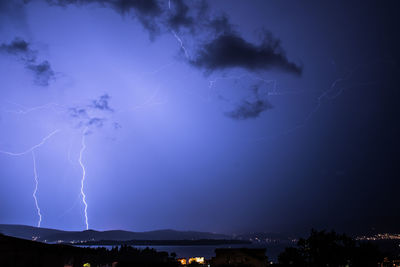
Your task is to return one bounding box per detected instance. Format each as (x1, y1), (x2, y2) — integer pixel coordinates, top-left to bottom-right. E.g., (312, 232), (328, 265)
(0, 233), (178, 267)
(1, 230), (399, 267)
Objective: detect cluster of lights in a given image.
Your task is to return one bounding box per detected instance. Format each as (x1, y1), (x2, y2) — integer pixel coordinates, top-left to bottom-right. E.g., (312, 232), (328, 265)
(177, 257), (205, 265)
(249, 237), (297, 243)
(356, 233), (400, 241)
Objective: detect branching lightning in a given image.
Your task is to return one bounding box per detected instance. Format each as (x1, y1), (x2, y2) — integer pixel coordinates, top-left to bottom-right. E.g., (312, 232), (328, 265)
(251, 61), (383, 141)
(79, 127), (89, 230)
(0, 129), (60, 156)
(2, 101), (65, 115)
(129, 86), (168, 111)
(204, 60), (383, 143)
(0, 129), (60, 227)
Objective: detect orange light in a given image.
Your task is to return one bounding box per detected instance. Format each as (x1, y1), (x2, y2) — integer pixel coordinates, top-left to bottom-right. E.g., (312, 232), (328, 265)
(188, 257), (205, 264)
(177, 258), (187, 265)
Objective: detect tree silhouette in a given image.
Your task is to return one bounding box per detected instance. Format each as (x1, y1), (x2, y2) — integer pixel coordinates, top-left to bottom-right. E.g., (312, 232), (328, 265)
(278, 229), (382, 267)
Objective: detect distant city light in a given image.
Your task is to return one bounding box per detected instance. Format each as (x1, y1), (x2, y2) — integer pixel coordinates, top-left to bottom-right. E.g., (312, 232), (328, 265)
(356, 233), (400, 241)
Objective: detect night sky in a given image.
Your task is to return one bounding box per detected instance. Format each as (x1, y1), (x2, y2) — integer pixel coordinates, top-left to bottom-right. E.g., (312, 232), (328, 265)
(0, 0), (399, 235)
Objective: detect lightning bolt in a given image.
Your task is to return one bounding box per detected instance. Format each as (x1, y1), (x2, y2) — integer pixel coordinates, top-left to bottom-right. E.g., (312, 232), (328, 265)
(282, 64), (379, 136)
(1, 101), (65, 115)
(129, 86), (168, 111)
(0, 129), (60, 227)
(171, 30), (190, 59)
(31, 150), (42, 227)
(252, 61), (384, 142)
(0, 129), (60, 156)
(79, 127), (89, 230)
(167, 0), (190, 60)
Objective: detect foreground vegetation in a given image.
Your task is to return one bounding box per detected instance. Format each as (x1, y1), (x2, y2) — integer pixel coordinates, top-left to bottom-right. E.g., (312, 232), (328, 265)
(277, 229), (383, 267)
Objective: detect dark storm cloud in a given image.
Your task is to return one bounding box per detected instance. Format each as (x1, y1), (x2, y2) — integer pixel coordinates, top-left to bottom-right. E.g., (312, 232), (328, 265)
(0, 38), (55, 86)
(0, 0), (27, 27)
(166, 0), (208, 32)
(191, 33), (302, 75)
(225, 99), (273, 120)
(167, 0), (194, 31)
(165, 1), (302, 77)
(0, 38), (30, 55)
(224, 82), (273, 120)
(27, 60), (55, 86)
(90, 94), (113, 112)
(69, 107), (88, 118)
(41, 0), (301, 77)
(206, 15), (233, 35)
(38, 0), (300, 120)
(110, 0), (161, 15)
(87, 117), (106, 127)
(69, 94), (117, 129)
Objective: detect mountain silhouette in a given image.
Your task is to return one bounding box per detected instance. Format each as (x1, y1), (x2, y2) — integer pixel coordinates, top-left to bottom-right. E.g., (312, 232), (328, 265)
(0, 224), (229, 242)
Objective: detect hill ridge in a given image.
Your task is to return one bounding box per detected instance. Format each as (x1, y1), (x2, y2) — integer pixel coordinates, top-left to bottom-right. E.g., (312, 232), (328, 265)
(0, 224), (230, 242)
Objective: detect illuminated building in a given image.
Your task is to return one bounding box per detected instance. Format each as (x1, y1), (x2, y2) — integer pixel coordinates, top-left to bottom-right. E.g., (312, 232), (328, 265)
(177, 258), (187, 265)
(188, 257), (205, 264)
(379, 258), (400, 267)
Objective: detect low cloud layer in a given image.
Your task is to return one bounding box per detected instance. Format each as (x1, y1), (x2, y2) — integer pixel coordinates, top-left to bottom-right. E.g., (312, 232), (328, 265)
(0, 38), (55, 86)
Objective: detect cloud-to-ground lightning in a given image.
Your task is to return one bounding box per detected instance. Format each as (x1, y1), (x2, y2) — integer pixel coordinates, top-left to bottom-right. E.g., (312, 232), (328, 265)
(31, 150), (42, 227)
(79, 127), (89, 230)
(0, 129), (60, 227)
